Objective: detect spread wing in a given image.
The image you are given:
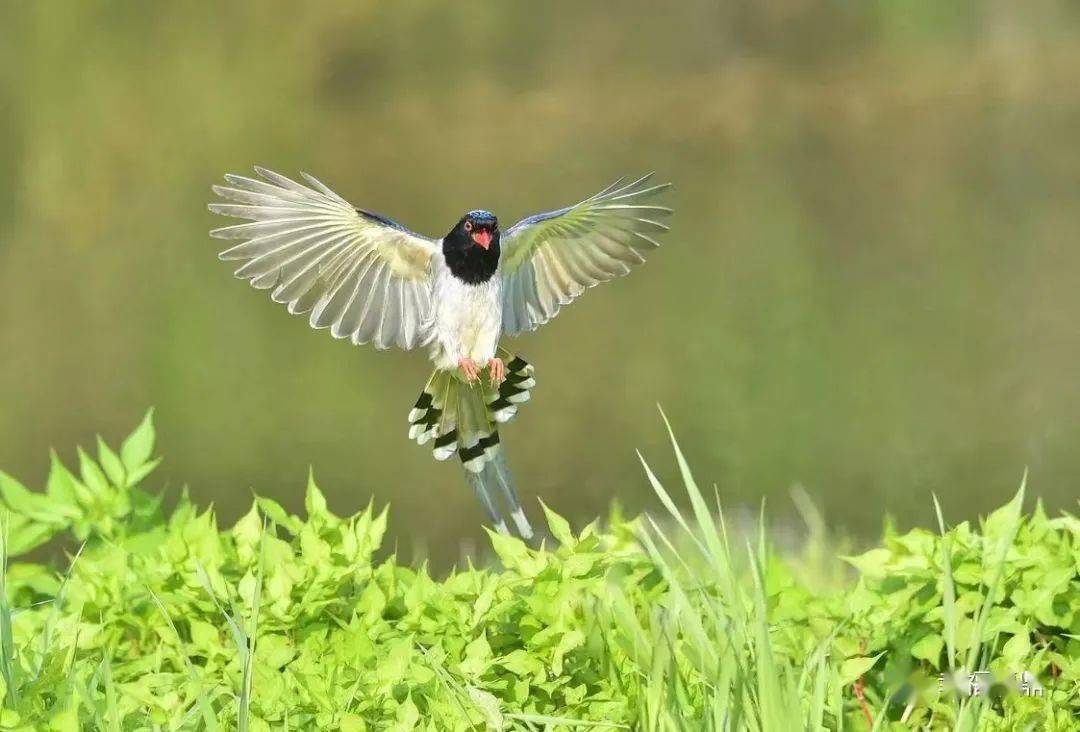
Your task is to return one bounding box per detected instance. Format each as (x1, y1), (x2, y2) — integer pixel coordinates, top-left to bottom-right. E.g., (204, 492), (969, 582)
(209, 168), (438, 351)
(499, 174), (672, 335)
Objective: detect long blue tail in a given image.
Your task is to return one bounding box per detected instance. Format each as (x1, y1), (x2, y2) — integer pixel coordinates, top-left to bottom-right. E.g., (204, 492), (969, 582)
(407, 350), (535, 537)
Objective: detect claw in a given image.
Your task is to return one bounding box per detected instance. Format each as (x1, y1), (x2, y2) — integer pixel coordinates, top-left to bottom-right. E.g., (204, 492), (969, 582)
(458, 357), (481, 383)
(487, 357), (506, 384)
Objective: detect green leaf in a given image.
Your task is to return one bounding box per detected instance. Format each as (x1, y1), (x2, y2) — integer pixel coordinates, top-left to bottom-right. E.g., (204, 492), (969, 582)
(467, 686), (504, 730)
(255, 496), (300, 534)
(120, 408), (156, 473)
(0, 471), (75, 524)
(257, 634), (295, 669)
(124, 457), (161, 488)
(339, 713), (367, 732)
(540, 500), (575, 547)
(839, 653), (884, 685)
(841, 548), (891, 578)
(488, 530), (531, 570)
(496, 649), (543, 677)
(45, 451), (83, 506)
(1002, 632), (1031, 664)
(3, 513), (62, 556)
(391, 695), (420, 731)
(304, 471), (328, 519)
(96, 437), (125, 487)
(464, 633), (492, 665)
(77, 448), (109, 495)
(233, 504), (263, 550)
(910, 633), (944, 666)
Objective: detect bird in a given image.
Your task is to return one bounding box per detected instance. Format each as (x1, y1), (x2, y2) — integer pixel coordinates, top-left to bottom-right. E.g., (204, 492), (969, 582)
(209, 167), (672, 538)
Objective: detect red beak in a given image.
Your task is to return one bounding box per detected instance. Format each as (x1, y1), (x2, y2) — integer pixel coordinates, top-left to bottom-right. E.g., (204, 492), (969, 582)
(471, 229), (493, 249)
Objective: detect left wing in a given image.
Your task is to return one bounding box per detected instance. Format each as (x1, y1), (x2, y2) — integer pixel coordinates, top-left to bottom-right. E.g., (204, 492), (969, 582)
(209, 168), (438, 351)
(499, 174), (672, 335)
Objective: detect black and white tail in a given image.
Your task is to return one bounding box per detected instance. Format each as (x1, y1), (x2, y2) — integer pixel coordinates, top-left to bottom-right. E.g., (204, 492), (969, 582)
(407, 350), (536, 537)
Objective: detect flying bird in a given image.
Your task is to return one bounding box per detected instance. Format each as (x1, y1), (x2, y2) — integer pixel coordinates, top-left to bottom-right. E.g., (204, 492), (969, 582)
(209, 168), (671, 538)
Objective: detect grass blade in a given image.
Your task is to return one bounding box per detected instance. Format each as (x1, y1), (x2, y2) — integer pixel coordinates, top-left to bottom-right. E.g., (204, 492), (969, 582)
(0, 514), (17, 706)
(932, 492), (957, 671)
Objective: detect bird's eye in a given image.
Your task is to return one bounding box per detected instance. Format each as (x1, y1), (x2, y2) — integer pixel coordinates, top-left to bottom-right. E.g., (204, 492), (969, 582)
(464, 221), (473, 232)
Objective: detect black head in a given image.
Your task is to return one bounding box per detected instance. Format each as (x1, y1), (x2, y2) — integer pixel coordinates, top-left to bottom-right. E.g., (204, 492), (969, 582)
(443, 209), (500, 284)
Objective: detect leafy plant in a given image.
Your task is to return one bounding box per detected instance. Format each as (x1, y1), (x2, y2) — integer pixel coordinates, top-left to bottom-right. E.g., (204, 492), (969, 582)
(0, 412), (1071, 729)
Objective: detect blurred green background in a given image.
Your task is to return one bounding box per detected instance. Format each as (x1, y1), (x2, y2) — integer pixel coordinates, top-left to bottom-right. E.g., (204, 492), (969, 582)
(2, 1), (1078, 557)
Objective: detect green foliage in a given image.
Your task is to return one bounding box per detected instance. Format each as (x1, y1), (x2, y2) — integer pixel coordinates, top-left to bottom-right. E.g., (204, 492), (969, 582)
(0, 413), (1072, 730)
(840, 483), (1079, 729)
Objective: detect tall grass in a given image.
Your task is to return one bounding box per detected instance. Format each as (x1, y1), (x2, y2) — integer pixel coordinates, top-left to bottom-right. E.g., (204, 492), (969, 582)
(626, 415), (838, 730)
(622, 416), (1056, 731)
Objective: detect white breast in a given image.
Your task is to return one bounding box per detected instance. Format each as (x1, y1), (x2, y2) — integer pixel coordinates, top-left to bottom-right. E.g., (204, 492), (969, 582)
(430, 259), (503, 370)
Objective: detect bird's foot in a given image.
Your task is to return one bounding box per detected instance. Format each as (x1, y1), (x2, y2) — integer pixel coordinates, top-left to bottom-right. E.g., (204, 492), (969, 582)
(487, 357), (506, 384)
(458, 358), (481, 383)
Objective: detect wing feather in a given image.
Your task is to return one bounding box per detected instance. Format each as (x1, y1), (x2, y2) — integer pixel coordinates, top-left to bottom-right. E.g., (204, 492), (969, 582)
(363, 263), (391, 347)
(209, 168), (438, 351)
(499, 174), (671, 335)
(310, 254), (365, 328)
(323, 255), (370, 335)
(335, 256), (384, 340)
(272, 232), (352, 304)
(375, 269), (402, 349)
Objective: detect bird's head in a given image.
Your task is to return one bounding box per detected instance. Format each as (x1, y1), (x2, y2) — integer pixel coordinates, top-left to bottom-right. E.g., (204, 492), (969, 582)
(444, 210), (501, 283)
(450, 210), (499, 251)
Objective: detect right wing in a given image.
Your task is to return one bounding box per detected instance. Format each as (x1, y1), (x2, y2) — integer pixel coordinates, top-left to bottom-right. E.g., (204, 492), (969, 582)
(209, 168), (438, 351)
(498, 174), (672, 335)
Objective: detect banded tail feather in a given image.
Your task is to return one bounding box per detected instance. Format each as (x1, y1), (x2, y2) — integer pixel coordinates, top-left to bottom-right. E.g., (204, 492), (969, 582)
(489, 356), (536, 423)
(407, 350), (535, 469)
(407, 350), (535, 537)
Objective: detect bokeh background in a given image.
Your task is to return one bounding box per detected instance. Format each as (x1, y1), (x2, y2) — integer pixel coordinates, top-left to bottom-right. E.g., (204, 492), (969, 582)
(2, 1), (1078, 558)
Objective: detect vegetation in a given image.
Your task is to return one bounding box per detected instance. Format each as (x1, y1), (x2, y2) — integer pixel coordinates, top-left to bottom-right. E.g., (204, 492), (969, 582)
(0, 413), (1073, 730)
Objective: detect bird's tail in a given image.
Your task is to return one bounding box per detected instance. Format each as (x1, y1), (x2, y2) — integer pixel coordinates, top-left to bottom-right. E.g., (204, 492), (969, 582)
(407, 348), (535, 537)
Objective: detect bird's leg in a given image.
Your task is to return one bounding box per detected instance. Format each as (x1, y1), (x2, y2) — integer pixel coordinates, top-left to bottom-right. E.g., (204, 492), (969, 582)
(487, 357), (506, 384)
(458, 357), (481, 383)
